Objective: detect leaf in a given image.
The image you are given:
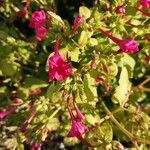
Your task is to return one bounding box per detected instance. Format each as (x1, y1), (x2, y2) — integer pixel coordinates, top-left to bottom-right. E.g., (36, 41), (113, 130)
(112, 67), (131, 106)
(89, 38), (98, 46)
(47, 11), (64, 26)
(121, 53), (135, 77)
(24, 77), (48, 90)
(83, 73), (98, 106)
(0, 59), (17, 76)
(78, 31), (88, 48)
(64, 137), (79, 146)
(70, 48), (80, 62)
(100, 121), (113, 143)
(85, 114), (101, 125)
(79, 6), (91, 19)
(46, 118), (60, 131)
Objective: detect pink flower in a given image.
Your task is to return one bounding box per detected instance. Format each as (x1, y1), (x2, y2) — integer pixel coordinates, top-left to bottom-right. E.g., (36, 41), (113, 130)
(31, 143), (41, 150)
(0, 109), (16, 119)
(67, 104), (89, 140)
(29, 10), (46, 29)
(10, 98), (23, 106)
(140, 0), (150, 8)
(73, 16), (83, 33)
(98, 28), (139, 54)
(18, 0), (30, 18)
(115, 6), (126, 14)
(48, 40), (72, 81)
(21, 111), (36, 132)
(35, 26), (48, 41)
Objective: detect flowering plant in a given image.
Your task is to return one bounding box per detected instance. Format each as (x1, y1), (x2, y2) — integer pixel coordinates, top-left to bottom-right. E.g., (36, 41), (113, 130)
(0, 0), (150, 149)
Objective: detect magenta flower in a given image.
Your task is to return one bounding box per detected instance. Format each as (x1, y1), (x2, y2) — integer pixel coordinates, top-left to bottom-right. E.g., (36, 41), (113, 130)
(10, 98), (23, 106)
(48, 40), (72, 81)
(17, 0), (31, 18)
(29, 10), (46, 29)
(98, 28), (139, 54)
(21, 111), (36, 132)
(35, 26), (48, 41)
(0, 109), (16, 119)
(73, 16), (83, 33)
(140, 0), (150, 8)
(115, 6), (126, 14)
(67, 105), (89, 140)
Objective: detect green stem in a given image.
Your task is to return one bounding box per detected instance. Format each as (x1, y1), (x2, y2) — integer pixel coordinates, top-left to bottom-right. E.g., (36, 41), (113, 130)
(101, 101), (150, 145)
(49, 106), (61, 120)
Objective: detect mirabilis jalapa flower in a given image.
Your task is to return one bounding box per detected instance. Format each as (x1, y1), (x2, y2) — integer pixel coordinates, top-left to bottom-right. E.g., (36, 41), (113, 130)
(67, 103), (89, 140)
(29, 10), (48, 41)
(140, 0), (150, 8)
(98, 28), (139, 54)
(48, 39), (72, 81)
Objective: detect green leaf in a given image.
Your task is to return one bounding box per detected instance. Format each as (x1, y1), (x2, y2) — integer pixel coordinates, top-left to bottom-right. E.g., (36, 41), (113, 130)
(121, 53), (135, 77)
(70, 48), (80, 62)
(83, 73), (98, 106)
(46, 83), (62, 101)
(46, 118), (60, 131)
(89, 38), (98, 46)
(100, 121), (113, 143)
(85, 114), (101, 126)
(112, 67), (131, 106)
(47, 11), (64, 26)
(0, 59), (17, 76)
(78, 31), (88, 48)
(79, 6), (91, 19)
(64, 137), (79, 146)
(24, 77), (48, 91)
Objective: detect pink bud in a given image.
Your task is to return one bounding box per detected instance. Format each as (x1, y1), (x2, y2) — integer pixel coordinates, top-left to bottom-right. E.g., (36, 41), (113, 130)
(17, 8), (27, 18)
(29, 88), (43, 96)
(17, 0), (31, 18)
(0, 109), (16, 119)
(73, 16), (83, 33)
(48, 40), (72, 81)
(10, 98), (23, 106)
(98, 28), (139, 54)
(140, 0), (150, 8)
(115, 6), (126, 14)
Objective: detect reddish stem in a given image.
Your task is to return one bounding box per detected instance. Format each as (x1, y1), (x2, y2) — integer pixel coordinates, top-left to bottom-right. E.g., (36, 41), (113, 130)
(98, 28), (121, 44)
(133, 6), (150, 17)
(54, 39), (60, 54)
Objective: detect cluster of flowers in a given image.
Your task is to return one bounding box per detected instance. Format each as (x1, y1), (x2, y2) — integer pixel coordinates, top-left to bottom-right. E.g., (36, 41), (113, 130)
(1, 0), (150, 149)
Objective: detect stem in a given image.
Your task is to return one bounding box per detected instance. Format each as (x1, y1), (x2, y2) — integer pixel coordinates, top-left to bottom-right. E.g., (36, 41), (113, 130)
(101, 101), (150, 145)
(98, 28), (121, 44)
(48, 106), (61, 120)
(133, 6), (150, 17)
